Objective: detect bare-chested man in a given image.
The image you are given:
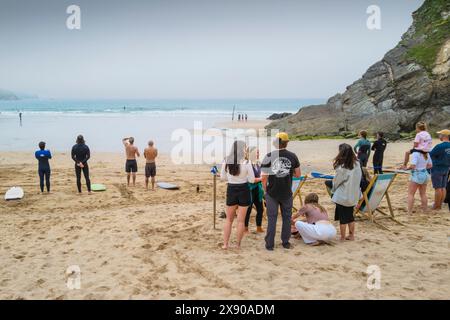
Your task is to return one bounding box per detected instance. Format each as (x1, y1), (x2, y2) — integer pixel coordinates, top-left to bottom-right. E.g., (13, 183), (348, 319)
(122, 137), (140, 187)
(144, 140), (158, 190)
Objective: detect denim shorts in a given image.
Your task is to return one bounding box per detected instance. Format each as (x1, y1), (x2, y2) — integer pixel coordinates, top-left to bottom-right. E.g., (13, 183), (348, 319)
(410, 169), (430, 185)
(431, 171), (449, 189)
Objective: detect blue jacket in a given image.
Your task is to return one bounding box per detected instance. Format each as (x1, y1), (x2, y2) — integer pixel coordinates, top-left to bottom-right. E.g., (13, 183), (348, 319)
(35, 149), (52, 169)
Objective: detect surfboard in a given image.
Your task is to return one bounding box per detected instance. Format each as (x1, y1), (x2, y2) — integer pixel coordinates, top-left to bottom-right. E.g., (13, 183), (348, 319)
(157, 182), (179, 190)
(91, 184), (106, 192)
(311, 172), (334, 179)
(4, 187), (24, 200)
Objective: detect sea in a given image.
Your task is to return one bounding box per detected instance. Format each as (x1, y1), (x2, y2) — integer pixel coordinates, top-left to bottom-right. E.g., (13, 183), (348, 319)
(0, 98), (323, 153)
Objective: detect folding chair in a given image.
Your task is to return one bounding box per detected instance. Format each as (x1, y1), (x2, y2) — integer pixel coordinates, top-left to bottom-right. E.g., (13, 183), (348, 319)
(292, 175), (308, 212)
(354, 173), (404, 230)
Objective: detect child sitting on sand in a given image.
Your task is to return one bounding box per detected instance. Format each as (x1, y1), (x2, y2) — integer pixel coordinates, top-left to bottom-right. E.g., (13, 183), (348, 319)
(401, 121), (432, 170)
(291, 193), (336, 245)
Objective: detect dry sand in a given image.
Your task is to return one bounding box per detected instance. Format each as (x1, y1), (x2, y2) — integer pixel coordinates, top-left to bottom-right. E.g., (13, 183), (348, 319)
(0, 139), (449, 300)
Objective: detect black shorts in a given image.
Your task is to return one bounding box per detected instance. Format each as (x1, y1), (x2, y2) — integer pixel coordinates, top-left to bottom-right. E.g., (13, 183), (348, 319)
(125, 159), (138, 173)
(334, 203), (355, 225)
(145, 162), (156, 178)
(226, 183), (251, 207)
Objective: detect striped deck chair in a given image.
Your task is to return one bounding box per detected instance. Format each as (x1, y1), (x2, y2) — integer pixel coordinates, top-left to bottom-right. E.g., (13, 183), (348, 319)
(354, 173), (404, 230)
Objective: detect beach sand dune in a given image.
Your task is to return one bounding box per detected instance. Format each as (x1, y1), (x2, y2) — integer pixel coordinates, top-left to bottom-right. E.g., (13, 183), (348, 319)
(0, 142), (449, 300)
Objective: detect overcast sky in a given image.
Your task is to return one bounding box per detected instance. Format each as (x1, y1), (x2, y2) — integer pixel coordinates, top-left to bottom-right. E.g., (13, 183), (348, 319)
(0, 0), (424, 99)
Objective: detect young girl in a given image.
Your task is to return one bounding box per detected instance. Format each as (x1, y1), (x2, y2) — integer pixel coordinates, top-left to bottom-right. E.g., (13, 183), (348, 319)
(245, 147), (264, 233)
(407, 149), (433, 214)
(401, 121), (432, 169)
(331, 143), (362, 241)
(291, 193), (336, 245)
(220, 140), (255, 249)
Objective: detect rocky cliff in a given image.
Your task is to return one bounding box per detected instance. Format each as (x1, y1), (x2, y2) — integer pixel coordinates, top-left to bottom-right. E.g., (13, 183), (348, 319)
(267, 0), (450, 139)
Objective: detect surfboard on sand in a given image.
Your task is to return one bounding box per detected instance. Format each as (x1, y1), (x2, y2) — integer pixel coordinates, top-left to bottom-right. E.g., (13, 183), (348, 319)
(311, 172), (334, 179)
(157, 182), (179, 190)
(4, 187), (24, 200)
(91, 184), (106, 192)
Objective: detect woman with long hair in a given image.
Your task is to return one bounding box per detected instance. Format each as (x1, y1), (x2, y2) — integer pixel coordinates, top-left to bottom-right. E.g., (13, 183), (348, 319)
(245, 147), (264, 233)
(406, 148), (432, 214)
(330, 143), (361, 241)
(220, 140), (255, 249)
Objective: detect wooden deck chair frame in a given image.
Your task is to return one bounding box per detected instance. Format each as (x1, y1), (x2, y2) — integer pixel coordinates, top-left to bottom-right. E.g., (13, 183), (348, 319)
(354, 173), (404, 230)
(292, 174), (308, 212)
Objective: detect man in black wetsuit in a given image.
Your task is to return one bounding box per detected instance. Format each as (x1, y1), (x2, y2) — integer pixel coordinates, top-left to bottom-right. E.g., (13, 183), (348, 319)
(71, 134), (91, 194)
(35, 141), (52, 193)
(371, 131), (387, 174)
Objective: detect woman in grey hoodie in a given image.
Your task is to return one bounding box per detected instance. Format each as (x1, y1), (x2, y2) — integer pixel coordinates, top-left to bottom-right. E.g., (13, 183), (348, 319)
(330, 144), (362, 241)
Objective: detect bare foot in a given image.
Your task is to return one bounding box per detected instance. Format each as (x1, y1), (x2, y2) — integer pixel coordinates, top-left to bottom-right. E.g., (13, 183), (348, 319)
(340, 237), (346, 242)
(345, 236), (355, 241)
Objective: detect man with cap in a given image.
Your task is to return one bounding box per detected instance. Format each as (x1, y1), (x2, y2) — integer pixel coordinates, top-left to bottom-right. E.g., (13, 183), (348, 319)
(429, 129), (450, 210)
(261, 132), (301, 250)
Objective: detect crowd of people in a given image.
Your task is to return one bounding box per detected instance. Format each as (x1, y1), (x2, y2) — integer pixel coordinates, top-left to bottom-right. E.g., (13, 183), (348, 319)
(32, 123), (449, 250)
(34, 134), (158, 194)
(219, 123), (450, 250)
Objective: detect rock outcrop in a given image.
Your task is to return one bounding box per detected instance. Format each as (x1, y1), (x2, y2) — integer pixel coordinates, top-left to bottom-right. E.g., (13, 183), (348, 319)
(267, 0), (450, 137)
(267, 112), (292, 120)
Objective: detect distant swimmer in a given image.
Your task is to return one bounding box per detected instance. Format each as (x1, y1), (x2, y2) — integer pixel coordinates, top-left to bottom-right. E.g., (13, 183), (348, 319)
(19, 112), (22, 126)
(35, 141), (52, 193)
(123, 137), (140, 187)
(144, 140), (158, 190)
(71, 134), (92, 194)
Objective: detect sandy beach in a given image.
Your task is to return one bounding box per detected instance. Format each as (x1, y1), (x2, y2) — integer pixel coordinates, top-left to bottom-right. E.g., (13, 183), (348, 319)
(1, 137), (449, 300)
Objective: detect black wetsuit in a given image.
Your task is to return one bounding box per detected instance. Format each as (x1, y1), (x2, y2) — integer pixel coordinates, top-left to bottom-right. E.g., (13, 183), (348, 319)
(371, 138), (387, 174)
(71, 143), (91, 192)
(35, 149), (52, 192)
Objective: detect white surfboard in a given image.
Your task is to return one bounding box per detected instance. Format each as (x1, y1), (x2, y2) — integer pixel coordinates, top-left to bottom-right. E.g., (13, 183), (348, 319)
(4, 187), (24, 201)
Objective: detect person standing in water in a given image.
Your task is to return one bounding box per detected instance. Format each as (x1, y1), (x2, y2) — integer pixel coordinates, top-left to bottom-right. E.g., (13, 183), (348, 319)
(144, 140), (158, 190)
(122, 137), (140, 187)
(71, 134), (91, 194)
(19, 112), (22, 126)
(35, 141), (52, 193)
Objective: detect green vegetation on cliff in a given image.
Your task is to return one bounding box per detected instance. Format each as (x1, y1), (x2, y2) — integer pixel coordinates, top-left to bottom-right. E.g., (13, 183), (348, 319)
(406, 0), (450, 72)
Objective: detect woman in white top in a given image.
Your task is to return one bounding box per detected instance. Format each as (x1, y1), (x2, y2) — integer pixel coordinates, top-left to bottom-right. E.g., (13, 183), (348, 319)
(407, 151), (432, 214)
(220, 140), (255, 249)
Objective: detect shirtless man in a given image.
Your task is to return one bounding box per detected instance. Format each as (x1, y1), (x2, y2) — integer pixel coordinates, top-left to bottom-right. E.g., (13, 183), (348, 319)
(122, 137), (140, 187)
(144, 140), (158, 190)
